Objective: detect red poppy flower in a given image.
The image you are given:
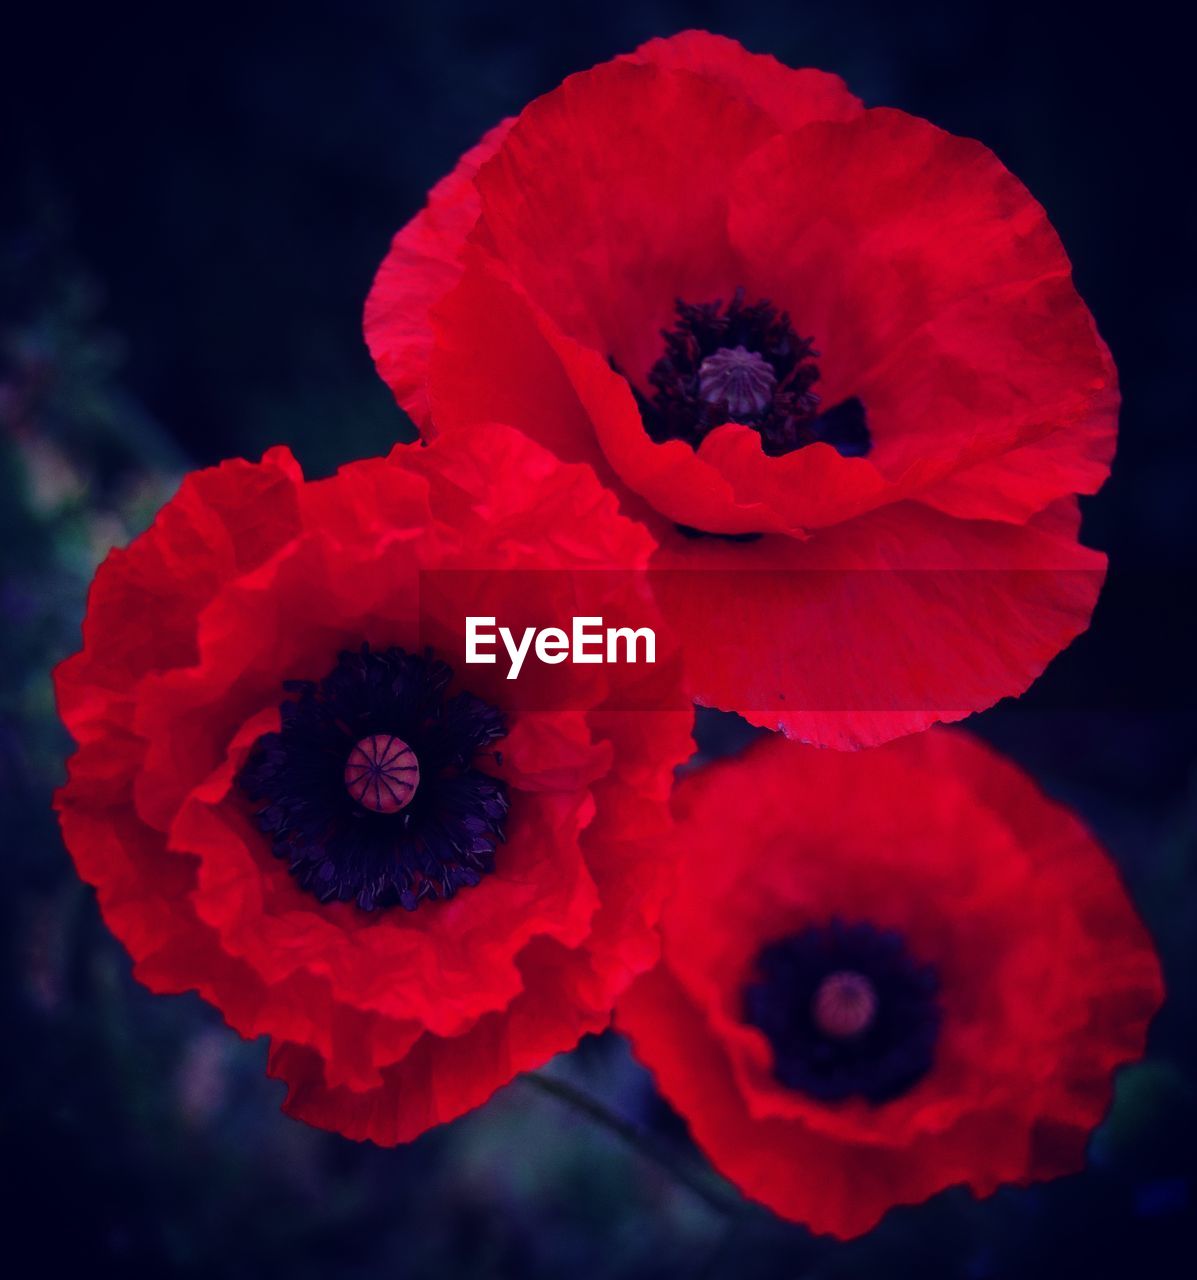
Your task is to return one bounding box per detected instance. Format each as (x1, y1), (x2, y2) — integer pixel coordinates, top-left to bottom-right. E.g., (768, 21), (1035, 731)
(615, 730), (1163, 1238)
(54, 426), (692, 1143)
(365, 31), (1115, 749)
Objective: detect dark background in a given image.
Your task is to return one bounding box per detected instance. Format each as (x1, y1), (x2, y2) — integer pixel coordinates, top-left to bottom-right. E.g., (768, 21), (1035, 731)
(2, 2), (1194, 1275)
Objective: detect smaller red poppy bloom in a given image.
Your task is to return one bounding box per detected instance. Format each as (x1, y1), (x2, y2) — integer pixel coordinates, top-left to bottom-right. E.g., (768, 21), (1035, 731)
(55, 426), (692, 1143)
(616, 730), (1163, 1237)
(366, 31), (1115, 749)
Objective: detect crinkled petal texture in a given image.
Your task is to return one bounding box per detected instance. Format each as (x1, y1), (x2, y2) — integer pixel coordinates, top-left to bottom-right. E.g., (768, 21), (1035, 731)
(364, 118), (514, 431)
(55, 427), (692, 1143)
(365, 30), (1116, 748)
(616, 731), (1162, 1238)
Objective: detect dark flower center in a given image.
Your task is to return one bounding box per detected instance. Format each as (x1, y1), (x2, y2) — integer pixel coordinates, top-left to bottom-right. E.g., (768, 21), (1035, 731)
(811, 970), (878, 1039)
(632, 288), (871, 460)
(344, 734), (420, 814)
(237, 644), (508, 912)
(743, 920), (940, 1104)
(698, 346), (777, 417)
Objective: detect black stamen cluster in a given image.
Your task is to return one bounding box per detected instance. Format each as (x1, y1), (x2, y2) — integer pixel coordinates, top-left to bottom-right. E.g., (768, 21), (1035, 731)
(237, 645), (508, 912)
(633, 288), (871, 459)
(743, 920), (941, 1104)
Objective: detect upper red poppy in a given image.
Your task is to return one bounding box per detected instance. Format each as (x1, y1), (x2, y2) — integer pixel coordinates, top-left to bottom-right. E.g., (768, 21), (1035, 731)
(365, 30), (1116, 748)
(54, 426), (692, 1143)
(615, 730), (1163, 1238)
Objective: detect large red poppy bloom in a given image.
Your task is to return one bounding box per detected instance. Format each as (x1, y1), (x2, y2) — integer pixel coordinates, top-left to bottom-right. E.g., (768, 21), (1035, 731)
(365, 31), (1116, 749)
(616, 730), (1162, 1237)
(54, 426), (692, 1142)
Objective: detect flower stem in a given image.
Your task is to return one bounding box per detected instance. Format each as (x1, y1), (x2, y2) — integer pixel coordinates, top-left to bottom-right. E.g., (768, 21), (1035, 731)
(521, 1071), (744, 1217)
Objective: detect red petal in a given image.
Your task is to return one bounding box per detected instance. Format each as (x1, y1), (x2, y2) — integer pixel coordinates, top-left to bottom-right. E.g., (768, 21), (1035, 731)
(364, 119), (513, 428)
(368, 31), (861, 431)
(473, 60), (776, 375)
(728, 110), (1117, 524)
(626, 30), (861, 130)
(651, 500), (1107, 749)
